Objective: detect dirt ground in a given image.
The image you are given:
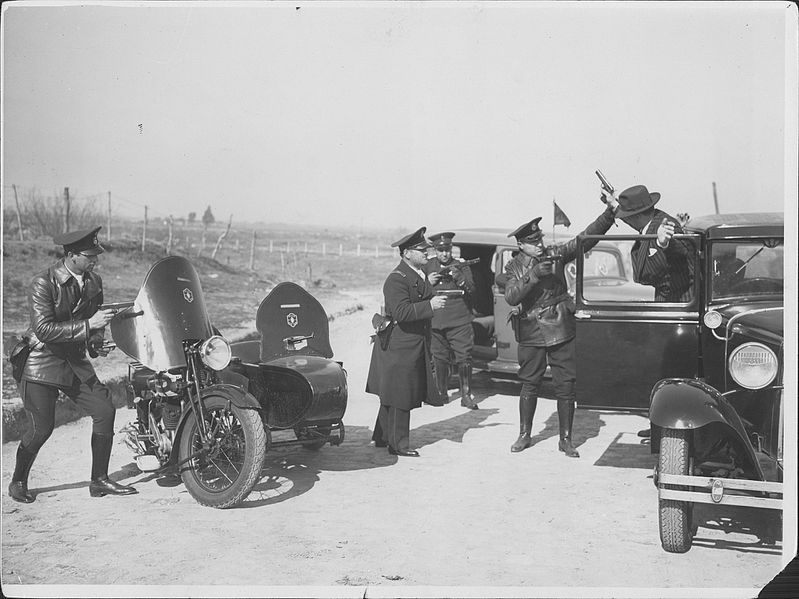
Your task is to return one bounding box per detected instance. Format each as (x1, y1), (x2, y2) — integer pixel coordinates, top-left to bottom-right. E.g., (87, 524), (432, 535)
(1, 288), (787, 598)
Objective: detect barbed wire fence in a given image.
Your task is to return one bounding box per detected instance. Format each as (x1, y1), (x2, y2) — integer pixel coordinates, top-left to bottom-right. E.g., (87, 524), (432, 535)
(2, 184), (403, 272)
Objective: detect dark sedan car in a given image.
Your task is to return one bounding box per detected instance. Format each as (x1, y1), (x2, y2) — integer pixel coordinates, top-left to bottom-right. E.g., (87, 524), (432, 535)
(574, 212), (784, 553)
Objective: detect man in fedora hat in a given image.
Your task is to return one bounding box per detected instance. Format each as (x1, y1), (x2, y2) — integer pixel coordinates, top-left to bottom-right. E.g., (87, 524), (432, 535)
(8, 226), (138, 504)
(501, 196), (619, 457)
(607, 184), (695, 439)
(423, 232), (479, 410)
(366, 227), (447, 457)
(608, 184), (694, 303)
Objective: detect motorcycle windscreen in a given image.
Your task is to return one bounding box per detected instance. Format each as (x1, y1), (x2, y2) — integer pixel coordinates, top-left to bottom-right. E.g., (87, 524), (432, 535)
(110, 256), (214, 371)
(256, 282), (333, 362)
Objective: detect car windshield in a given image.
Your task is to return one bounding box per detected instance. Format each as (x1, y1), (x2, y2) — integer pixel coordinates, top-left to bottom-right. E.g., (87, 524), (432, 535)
(710, 239), (784, 301)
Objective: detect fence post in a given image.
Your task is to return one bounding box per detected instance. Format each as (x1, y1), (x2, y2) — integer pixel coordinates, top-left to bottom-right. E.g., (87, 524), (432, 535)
(304, 241), (308, 254)
(249, 230), (256, 271)
(211, 214), (233, 260)
(166, 215), (174, 255)
(322, 242), (326, 256)
(142, 205), (148, 252)
(63, 187), (70, 233)
(339, 243), (343, 256)
(269, 240), (273, 253)
(280, 251), (285, 273)
(12, 184), (23, 241)
(107, 191), (112, 241)
(357, 243), (361, 257)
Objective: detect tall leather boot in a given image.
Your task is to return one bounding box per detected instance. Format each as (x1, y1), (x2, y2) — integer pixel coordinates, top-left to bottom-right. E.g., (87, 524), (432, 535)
(89, 433), (138, 497)
(8, 443), (38, 503)
(458, 362), (478, 409)
(434, 359), (451, 404)
(510, 395), (537, 452)
(557, 400), (580, 458)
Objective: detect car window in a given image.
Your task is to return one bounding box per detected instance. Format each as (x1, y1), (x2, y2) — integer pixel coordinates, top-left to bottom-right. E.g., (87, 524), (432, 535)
(711, 239), (784, 300)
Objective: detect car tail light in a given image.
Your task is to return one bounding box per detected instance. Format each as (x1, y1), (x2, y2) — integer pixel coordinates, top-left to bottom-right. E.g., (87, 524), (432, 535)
(728, 342), (778, 389)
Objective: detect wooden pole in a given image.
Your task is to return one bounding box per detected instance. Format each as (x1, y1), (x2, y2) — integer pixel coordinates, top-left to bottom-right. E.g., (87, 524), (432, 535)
(211, 214), (233, 260)
(322, 242), (326, 256)
(166, 215), (174, 255)
(712, 182), (719, 215)
(12, 184), (24, 241)
(63, 187), (70, 233)
(249, 230), (256, 271)
(142, 205), (148, 252)
(107, 191), (112, 240)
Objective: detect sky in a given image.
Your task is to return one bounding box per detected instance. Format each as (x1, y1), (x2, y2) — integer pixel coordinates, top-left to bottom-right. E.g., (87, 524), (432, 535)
(1, 1), (797, 235)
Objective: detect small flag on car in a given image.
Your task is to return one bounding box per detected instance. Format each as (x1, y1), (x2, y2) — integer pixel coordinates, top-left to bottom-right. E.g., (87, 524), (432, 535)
(553, 200), (571, 228)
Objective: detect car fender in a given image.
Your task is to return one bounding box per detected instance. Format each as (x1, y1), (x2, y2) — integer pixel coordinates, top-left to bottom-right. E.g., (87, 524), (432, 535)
(649, 378), (733, 430)
(168, 384), (262, 466)
(649, 378), (763, 479)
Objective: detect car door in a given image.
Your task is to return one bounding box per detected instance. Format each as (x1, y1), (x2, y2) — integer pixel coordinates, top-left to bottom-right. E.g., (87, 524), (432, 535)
(574, 234), (701, 411)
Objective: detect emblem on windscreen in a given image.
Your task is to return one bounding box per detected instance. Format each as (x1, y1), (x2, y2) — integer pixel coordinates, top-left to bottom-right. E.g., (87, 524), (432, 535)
(183, 288), (194, 303)
(287, 313), (298, 328)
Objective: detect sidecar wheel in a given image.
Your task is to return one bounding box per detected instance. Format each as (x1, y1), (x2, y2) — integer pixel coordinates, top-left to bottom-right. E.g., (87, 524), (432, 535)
(178, 394), (267, 508)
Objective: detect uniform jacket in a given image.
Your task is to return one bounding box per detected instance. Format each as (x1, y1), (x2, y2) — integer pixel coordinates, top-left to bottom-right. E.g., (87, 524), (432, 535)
(366, 260), (441, 409)
(631, 209), (694, 302)
(423, 257), (476, 329)
(22, 260), (105, 387)
(503, 206), (616, 346)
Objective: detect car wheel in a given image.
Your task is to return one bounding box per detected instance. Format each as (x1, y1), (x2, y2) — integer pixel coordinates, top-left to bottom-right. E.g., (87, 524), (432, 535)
(658, 428), (694, 553)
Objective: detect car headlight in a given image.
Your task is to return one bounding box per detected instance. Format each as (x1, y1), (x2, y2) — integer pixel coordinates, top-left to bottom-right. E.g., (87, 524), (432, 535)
(199, 335), (232, 371)
(728, 342), (778, 389)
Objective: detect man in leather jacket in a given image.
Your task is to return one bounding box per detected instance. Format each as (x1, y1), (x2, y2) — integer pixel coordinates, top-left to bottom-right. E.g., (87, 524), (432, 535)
(8, 227), (138, 503)
(423, 232), (479, 410)
(501, 196), (619, 457)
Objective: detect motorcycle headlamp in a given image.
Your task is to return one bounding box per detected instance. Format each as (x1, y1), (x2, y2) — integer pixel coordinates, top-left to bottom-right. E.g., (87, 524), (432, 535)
(728, 342), (778, 389)
(199, 335), (232, 371)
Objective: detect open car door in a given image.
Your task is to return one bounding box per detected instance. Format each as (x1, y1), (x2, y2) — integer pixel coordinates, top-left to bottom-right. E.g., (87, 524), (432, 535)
(574, 235), (701, 410)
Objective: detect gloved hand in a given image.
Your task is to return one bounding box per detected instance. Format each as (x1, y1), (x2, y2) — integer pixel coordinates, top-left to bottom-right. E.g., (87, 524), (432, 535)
(657, 220), (676, 248)
(531, 260), (554, 278)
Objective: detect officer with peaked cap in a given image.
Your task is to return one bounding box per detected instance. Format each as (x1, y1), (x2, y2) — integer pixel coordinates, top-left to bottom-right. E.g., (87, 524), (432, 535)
(366, 227), (446, 457)
(8, 226), (138, 503)
(423, 232), (479, 409)
(501, 192), (619, 458)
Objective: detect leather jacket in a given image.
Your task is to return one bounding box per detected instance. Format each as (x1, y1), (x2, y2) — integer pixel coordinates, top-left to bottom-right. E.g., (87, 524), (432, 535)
(22, 260), (105, 386)
(503, 206), (616, 346)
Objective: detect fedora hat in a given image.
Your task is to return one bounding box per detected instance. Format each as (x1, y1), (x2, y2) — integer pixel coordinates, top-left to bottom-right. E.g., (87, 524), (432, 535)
(615, 185), (661, 219)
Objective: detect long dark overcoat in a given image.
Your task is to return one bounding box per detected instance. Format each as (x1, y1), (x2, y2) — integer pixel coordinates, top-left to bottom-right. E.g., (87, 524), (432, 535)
(366, 260), (442, 409)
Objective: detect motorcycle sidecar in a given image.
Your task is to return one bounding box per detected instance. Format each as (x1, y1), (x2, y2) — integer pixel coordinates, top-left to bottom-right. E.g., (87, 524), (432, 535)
(221, 282), (348, 450)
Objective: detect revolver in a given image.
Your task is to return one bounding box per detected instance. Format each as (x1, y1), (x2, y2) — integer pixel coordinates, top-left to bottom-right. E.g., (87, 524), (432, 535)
(437, 257), (480, 277)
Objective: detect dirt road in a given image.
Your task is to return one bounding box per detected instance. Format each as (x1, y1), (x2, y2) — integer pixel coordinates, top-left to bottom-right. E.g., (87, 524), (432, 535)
(1, 291), (785, 596)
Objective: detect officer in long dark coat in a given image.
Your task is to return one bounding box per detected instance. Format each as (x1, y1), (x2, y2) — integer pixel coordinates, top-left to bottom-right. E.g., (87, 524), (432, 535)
(502, 197), (619, 457)
(366, 227), (446, 457)
(423, 232), (479, 410)
(8, 227), (138, 503)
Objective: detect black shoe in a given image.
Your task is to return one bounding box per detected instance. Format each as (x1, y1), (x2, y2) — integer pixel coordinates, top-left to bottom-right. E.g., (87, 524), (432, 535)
(8, 481), (35, 503)
(558, 439), (580, 458)
(637, 428), (651, 438)
(388, 447), (420, 457)
(89, 476), (139, 497)
(373, 440), (388, 448)
(510, 434), (532, 453)
(460, 397), (479, 410)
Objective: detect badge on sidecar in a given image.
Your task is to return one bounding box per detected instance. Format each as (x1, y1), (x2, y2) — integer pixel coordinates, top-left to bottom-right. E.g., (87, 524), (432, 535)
(287, 312), (298, 327)
(183, 288), (194, 303)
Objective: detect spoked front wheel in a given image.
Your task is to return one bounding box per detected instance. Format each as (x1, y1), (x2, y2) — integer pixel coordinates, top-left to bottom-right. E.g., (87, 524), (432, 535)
(178, 394), (267, 508)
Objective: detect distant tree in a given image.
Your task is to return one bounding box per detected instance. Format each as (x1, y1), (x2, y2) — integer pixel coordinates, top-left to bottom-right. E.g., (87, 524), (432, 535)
(188, 211), (196, 224)
(202, 206), (215, 229)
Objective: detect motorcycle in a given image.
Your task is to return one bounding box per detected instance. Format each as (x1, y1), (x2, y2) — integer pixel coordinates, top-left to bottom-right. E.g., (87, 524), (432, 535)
(109, 256), (267, 508)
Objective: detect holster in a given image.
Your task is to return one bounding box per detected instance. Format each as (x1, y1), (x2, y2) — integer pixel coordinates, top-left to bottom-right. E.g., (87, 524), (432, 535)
(372, 313), (395, 351)
(8, 334), (32, 384)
